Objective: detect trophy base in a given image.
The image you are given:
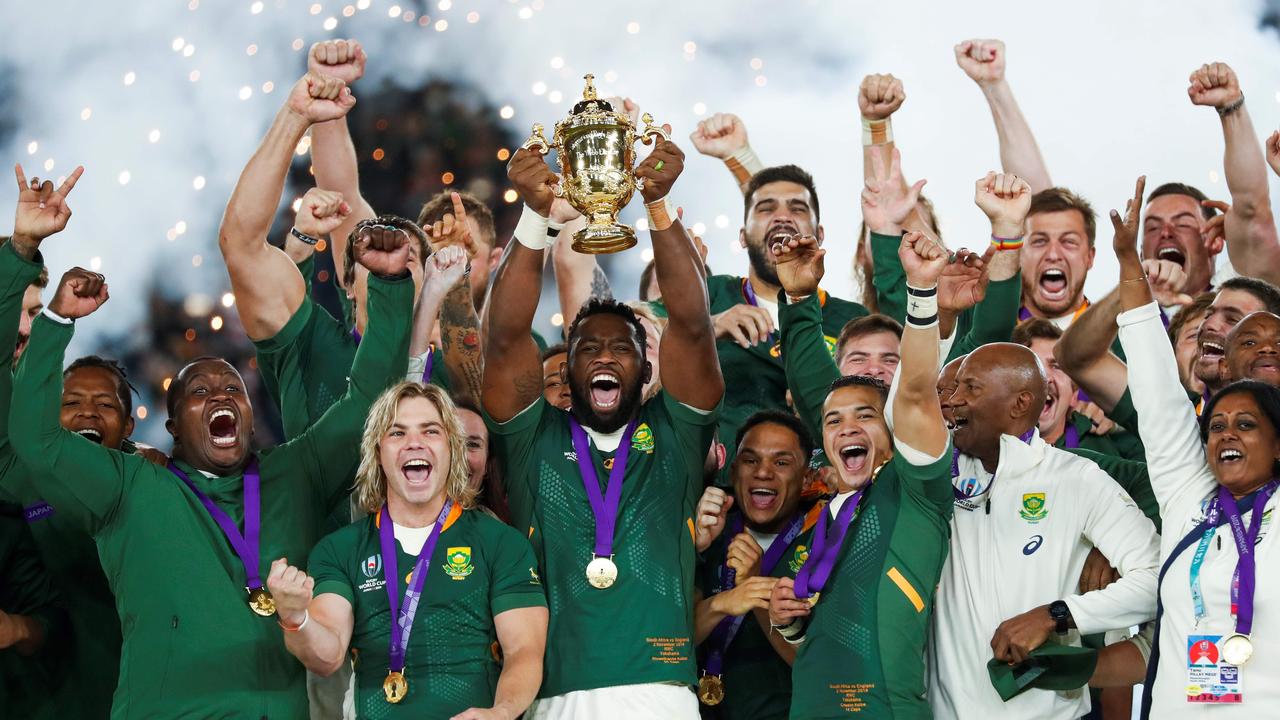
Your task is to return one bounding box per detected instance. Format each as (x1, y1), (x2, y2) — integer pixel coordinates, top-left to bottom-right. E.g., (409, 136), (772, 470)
(572, 223), (638, 255)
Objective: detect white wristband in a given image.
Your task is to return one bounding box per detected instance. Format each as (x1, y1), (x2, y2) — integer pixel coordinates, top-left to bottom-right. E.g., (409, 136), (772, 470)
(513, 205), (552, 250)
(726, 144), (764, 177)
(42, 307), (73, 325)
(905, 284), (939, 327)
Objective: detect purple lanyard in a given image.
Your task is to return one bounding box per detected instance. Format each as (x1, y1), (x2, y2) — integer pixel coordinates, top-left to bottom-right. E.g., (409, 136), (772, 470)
(1063, 423), (1081, 449)
(794, 489), (866, 600)
(1215, 481), (1278, 635)
(743, 279), (779, 346)
(705, 511), (807, 676)
(168, 460), (265, 591)
(378, 500), (453, 674)
(568, 417), (638, 559)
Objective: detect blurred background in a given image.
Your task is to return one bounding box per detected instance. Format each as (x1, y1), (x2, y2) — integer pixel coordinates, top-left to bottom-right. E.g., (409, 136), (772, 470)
(3, 0), (1280, 445)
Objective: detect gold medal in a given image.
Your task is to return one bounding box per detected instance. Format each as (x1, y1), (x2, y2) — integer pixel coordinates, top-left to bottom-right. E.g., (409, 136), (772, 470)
(586, 555), (618, 589)
(383, 670), (409, 703)
(1221, 633), (1254, 666)
(246, 587), (276, 617)
(807, 592), (820, 607)
(697, 674), (725, 706)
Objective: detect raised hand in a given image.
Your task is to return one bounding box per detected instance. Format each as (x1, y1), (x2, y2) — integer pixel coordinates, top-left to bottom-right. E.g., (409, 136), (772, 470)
(1267, 131), (1280, 178)
(689, 112), (748, 160)
(48, 268), (108, 320)
(725, 532), (764, 580)
(955, 39), (1006, 86)
(773, 233), (826, 297)
(1110, 175), (1147, 261)
(938, 246), (996, 313)
(713, 304), (774, 348)
(294, 188), (350, 239)
(1188, 62), (1242, 109)
(266, 558), (314, 627)
(425, 191), (477, 256)
(425, 244), (470, 297)
(974, 171), (1032, 239)
(1201, 199), (1229, 255)
(287, 72), (356, 125)
(898, 230), (949, 289)
(353, 223), (411, 277)
(308, 39), (366, 85)
(1141, 258), (1194, 307)
(506, 147), (559, 218)
(12, 164), (84, 255)
(604, 95), (641, 127)
(636, 133), (684, 203)
(862, 148), (926, 235)
(710, 576), (778, 617)
(768, 576), (811, 626)
(858, 73), (905, 121)
(694, 486), (733, 552)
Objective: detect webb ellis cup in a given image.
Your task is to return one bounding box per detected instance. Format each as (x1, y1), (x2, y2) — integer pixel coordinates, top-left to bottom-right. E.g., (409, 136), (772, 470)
(522, 74), (670, 254)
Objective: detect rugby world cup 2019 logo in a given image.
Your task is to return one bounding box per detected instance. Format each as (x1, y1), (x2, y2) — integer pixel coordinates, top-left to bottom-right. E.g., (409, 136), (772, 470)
(631, 423), (656, 454)
(362, 554), (382, 578)
(444, 547), (474, 580)
(788, 545), (810, 574)
(1020, 493), (1048, 523)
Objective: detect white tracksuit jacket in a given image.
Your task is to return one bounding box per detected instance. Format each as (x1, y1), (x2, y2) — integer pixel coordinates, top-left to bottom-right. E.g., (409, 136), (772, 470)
(926, 429), (1160, 719)
(1121, 302), (1280, 717)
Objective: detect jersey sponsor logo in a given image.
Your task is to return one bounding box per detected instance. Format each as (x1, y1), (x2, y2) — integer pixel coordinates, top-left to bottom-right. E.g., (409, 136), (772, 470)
(362, 553), (382, 578)
(788, 545), (810, 574)
(1022, 534), (1044, 555)
(631, 423), (655, 453)
(443, 547), (474, 580)
(1019, 492), (1048, 523)
(23, 501), (55, 524)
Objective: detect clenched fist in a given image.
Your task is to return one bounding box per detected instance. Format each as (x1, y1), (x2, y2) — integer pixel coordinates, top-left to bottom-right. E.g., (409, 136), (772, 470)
(1188, 62), (1242, 109)
(973, 171), (1032, 239)
(353, 223), (411, 277)
(768, 576), (811, 627)
(267, 558), (314, 627)
(636, 134), (684, 203)
(694, 486), (733, 552)
(955, 39), (1006, 86)
(287, 72), (356, 124)
(48, 268), (108, 320)
(899, 231), (948, 289)
(689, 112), (748, 159)
(294, 188), (350, 239)
(858, 74), (905, 121)
(308, 39), (366, 85)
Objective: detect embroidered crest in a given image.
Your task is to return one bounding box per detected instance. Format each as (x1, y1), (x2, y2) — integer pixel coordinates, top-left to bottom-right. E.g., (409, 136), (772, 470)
(1020, 493), (1048, 523)
(788, 544), (811, 573)
(443, 547), (474, 580)
(631, 423), (655, 453)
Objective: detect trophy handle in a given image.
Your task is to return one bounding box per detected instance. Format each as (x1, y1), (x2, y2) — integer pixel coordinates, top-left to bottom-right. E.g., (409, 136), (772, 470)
(637, 113), (670, 146)
(522, 123), (551, 155)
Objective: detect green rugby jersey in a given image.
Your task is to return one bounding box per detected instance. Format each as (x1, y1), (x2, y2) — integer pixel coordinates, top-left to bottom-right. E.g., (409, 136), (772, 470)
(309, 505), (545, 718)
(779, 450), (953, 719)
(486, 392), (719, 697)
(9, 275), (412, 719)
(0, 502), (63, 720)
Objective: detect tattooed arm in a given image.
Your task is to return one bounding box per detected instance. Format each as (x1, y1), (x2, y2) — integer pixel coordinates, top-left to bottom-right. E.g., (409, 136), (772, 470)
(438, 274), (484, 404)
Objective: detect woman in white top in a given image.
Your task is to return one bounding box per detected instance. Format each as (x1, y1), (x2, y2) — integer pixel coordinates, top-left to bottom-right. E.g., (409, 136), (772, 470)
(1111, 176), (1280, 718)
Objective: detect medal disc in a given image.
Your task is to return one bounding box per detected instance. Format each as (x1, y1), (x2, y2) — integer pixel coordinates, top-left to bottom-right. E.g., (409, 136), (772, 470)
(585, 556), (618, 589)
(1222, 633), (1254, 666)
(246, 587), (276, 617)
(383, 671), (409, 704)
(807, 592), (820, 607)
(697, 674), (725, 706)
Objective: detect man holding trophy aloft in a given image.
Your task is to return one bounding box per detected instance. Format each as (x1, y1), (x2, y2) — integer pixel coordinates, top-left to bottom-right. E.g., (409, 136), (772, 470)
(483, 77), (724, 719)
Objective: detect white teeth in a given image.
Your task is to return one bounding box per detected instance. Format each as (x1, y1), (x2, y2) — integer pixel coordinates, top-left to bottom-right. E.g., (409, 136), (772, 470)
(211, 408), (234, 421)
(211, 436), (236, 448)
(1202, 342), (1225, 356)
(591, 373), (619, 385)
(1220, 448), (1243, 462)
(1042, 269), (1066, 280)
(750, 488), (777, 497)
(839, 444), (867, 458)
(1157, 247), (1185, 262)
(403, 459), (431, 469)
(76, 428), (102, 441)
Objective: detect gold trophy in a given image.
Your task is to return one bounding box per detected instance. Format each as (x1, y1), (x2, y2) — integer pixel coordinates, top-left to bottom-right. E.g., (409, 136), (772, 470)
(521, 74), (670, 254)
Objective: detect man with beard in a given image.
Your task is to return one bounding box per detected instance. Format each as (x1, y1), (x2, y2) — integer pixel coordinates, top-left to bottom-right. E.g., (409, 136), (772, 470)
(8, 169), (413, 716)
(692, 410), (822, 719)
(765, 230), (954, 717)
(1219, 311), (1280, 387)
(484, 132), (721, 719)
(540, 344), (571, 410)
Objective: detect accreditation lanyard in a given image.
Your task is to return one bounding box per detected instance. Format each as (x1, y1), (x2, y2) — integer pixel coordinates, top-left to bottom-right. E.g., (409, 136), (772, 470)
(378, 499), (453, 677)
(742, 279), (779, 346)
(704, 512), (808, 677)
(568, 417), (638, 561)
(1188, 481), (1277, 633)
(794, 489), (866, 600)
(169, 460), (265, 593)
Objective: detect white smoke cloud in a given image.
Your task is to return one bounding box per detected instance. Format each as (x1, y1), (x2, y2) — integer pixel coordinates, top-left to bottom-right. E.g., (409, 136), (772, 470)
(3, 0), (1280, 351)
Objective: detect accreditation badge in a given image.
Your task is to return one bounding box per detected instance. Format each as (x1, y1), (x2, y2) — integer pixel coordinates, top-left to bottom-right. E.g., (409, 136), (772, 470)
(1186, 635), (1243, 703)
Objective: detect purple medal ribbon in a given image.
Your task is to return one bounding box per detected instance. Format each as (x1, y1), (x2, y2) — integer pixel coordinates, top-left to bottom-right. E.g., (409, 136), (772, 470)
(1215, 480), (1278, 635)
(743, 279), (779, 346)
(704, 511), (808, 677)
(1063, 423), (1081, 449)
(568, 416), (639, 561)
(168, 459), (266, 592)
(378, 499), (453, 675)
(794, 489), (866, 600)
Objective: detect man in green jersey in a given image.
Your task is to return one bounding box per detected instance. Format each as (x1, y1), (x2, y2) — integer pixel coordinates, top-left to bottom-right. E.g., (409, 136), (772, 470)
(767, 231), (954, 718)
(0, 500), (63, 720)
(484, 131), (722, 718)
(268, 382), (546, 719)
(693, 410), (823, 719)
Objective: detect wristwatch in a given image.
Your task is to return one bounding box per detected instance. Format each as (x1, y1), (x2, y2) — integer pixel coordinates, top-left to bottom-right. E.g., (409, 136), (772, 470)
(1048, 600), (1072, 634)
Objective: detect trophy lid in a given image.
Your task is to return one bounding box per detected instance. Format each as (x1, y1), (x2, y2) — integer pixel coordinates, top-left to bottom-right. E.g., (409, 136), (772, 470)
(571, 73), (615, 115)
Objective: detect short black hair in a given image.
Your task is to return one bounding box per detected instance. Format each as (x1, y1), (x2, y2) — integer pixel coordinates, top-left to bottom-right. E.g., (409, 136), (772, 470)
(829, 374), (891, 404)
(744, 164), (820, 223)
(1147, 182), (1216, 221)
(65, 355), (134, 416)
(1220, 276), (1280, 316)
(540, 343), (568, 363)
(734, 409), (815, 462)
(1200, 381), (1280, 458)
(342, 215), (431, 288)
(567, 297), (647, 355)
(165, 356), (231, 420)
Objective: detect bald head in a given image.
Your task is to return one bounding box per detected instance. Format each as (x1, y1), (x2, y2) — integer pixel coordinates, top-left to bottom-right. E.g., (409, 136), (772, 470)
(950, 343), (1047, 467)
(1225, 311), (1280, 387)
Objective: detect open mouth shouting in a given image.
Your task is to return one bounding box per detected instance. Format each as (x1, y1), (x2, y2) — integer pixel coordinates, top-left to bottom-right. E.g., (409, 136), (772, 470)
(837, 442), (870, 477)
(74, 427), (104, 444)
(1037, 268), (1069, 305)
(208, 407), (239, 449)
(589, 372), (622, 412)
(1155, 244), (1187, 270)
(746, 485), (779, 512)
(401, 457), (433, 486)
(1198, 336), (1225, 368)
(1217, 446), (1244, 465)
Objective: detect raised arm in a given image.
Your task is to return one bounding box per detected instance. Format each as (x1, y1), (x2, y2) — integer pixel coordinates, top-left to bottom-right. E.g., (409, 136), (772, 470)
(638, 136), (723, 411)
(1054, 290), (1130, 413)
(858, 73), (905, 187)
(1188, 62), (1280, 285)
(775, 235), (838, 437)
(417, 193), (484, 400)
(308, 39), (376, 287)
(552, 212), (609, 329)
(891, 232), (950, 458)
(218, 72), (355, 341)
(955, 39), (1052, 193)
(861, 148), (927, 324)
(689, 112), (762, 194)
(481, 147), (559, 422)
